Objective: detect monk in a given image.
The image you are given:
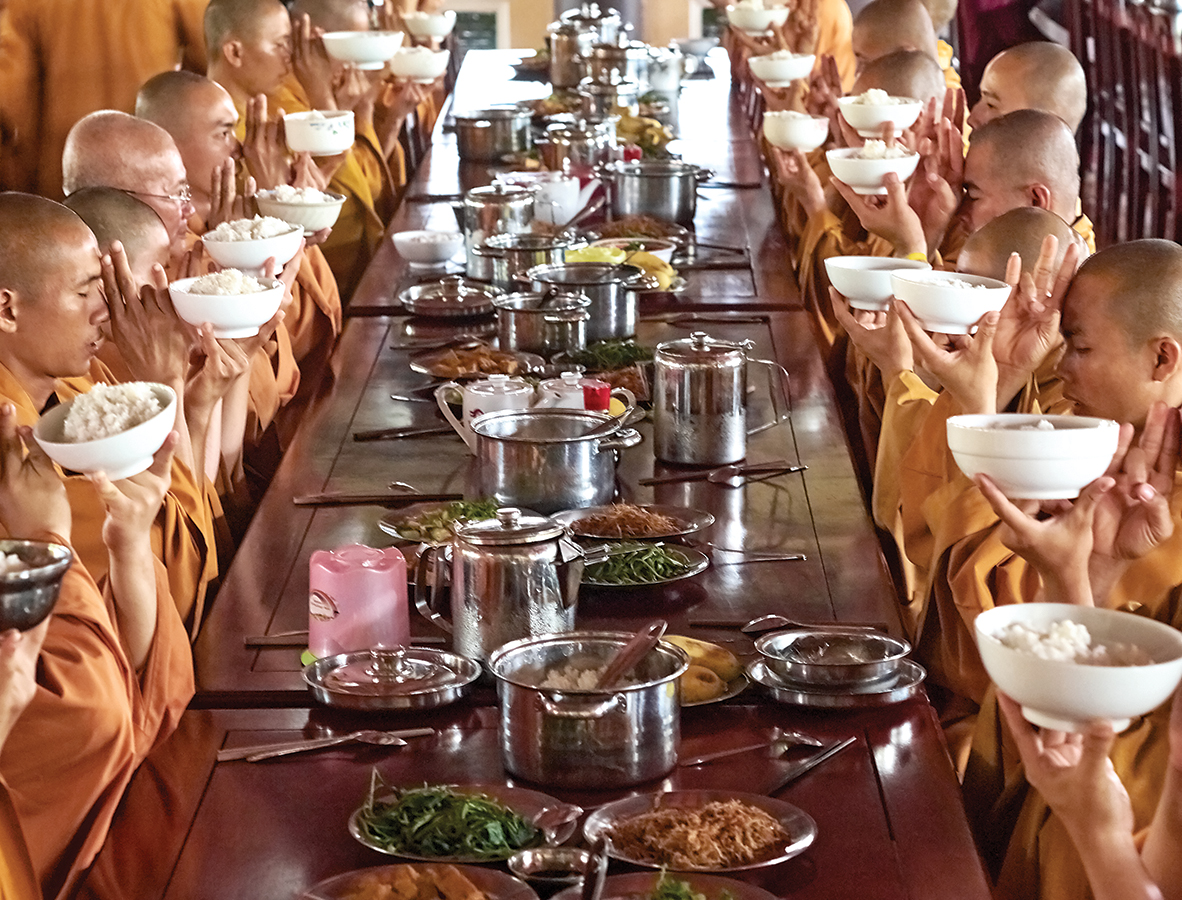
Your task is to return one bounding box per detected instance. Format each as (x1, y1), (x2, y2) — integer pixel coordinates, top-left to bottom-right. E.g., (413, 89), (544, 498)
(0, 0), (207, 199)
(850, 0), (949, 82)
(729, 0), (857, 91)
(967, 42), (1088, 133)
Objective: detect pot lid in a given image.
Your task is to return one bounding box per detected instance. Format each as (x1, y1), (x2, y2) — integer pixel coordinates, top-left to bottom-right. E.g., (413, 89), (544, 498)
(492, 291), (590, 312)
(658, 331), (754, 362)
(526, 261), (644, 285)
(398, 276), (500, 318)
(466, 374), (533, 398)
(464, 184), (534, 204)
(455, 507), (565, 545)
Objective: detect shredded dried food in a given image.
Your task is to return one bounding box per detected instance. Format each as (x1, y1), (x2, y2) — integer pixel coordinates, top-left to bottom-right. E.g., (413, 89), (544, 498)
(63, 382), (163, 442)
(338, 864), (487, 900)
(422, 345), (525, 377)
(595, 215), (684, 240)
(572, 504), (680, 538)
(608, 799), (789, 869)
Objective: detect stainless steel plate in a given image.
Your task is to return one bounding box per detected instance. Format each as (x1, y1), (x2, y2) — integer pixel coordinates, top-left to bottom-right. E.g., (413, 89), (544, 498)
(399, 278), (500, 318)
(583, 789), (817, 871)
(350, 783), (581, 862)
(682, 673), (749, 707)
(582, 545), (710, 587)
(300, 863), (538, 900)
(552, 872), (781, 900)
(553, 504), (715, 540)
(303, 648), (480, 711)
(748, 659), (927, 708)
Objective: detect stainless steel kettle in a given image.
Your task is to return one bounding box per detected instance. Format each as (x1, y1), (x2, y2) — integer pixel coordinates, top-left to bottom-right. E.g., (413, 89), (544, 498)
(413, 508), (583, 664)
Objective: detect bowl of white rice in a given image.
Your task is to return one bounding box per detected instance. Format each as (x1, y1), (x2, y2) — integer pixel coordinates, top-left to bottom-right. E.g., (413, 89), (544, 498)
(169, 270), (285, 339)
(889, 269), (1011, 333)
(284, 109), (355, 156)
(946, 413), (1120, 500)
(0, 539), (73, 632)
(202, 215), (303, 273)
(34, 382), (177, 480)
(762, 110), (829, 151)
(392, 230), (465, 266)
(726, 1), (791, 35)
(838, 90), (924, 138)
(824, 255), (931, 311)
(826, 144), (919, 196)
(976, 603), (1182, 732)
(387, 47), (450, 83)
(748, 50), (815, 84)
(402, 9), (457, 39)
(254, 186), (346, 235)
(320, 30), (404, 70)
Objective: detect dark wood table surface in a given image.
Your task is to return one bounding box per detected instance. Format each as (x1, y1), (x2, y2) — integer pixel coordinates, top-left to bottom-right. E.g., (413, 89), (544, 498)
(75, 49), (991, 900)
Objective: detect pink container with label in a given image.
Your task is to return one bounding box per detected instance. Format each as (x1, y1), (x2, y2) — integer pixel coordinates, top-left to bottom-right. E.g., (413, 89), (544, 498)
(308, 544), (409, 657)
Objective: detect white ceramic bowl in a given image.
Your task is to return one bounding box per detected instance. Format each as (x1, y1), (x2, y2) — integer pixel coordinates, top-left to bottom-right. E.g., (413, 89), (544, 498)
(826, 147), (919, 196)
(254, 189), (346, 234)
(392, 230), (465, 266)
(402, 10), (457, 39)
(946, 413), (1120, 499)
(320, 30), (404, 69)
(889, 269), (1010, 333)
(590, 238), (677, 264)
(387, 47), (450, 82)
(201, 222), (304, 272)
(726, 4), (790, 33)
(34, 383), (177, 480)
(168, 274), (285, 339)
(762, 111), (829, 151)
(824, 256), (931, 311)
(283, 110), (355, 156)
(976, 603), (1182, 732)
(748, 51), (815, 84)
(837, 95), (924, 138)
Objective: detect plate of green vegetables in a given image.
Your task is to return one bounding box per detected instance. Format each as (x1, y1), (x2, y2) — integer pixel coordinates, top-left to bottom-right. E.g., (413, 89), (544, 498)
(349, 778), (582, 863)
(378, 499), (501, 545)
(582, 542), (709, 587)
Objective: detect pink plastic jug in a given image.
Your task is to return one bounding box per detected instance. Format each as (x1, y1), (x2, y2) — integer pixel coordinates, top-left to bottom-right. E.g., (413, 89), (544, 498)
(308, 544), (409, 658)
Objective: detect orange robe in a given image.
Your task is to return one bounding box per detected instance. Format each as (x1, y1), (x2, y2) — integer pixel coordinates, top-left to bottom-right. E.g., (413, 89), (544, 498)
(0, 551), (192, 900)
(937, 39), (962, 90)
(0, 0), (207, 198)
(0, 782), (37, 900)
(0, 360), (218, 636)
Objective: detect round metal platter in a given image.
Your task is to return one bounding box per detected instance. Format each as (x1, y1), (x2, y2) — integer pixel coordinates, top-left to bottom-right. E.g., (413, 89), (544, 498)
(399, 279), (499, 318)
(552, 872), (780, 900)
(408, 345), (544, 379)
(300, 863), (538, 900)
(582, 789), (817, 872)
(581, 545), (710, 588)
(747, 659), (927, 708)
(682, 672), (749, 707)
(349, 783), (581, 862)
(553, 504), (715, 540)
(302, 647), (480, 711)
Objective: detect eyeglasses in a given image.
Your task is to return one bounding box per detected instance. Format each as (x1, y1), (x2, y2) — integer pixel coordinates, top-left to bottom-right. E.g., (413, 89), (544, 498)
(133, 184), (192, 206)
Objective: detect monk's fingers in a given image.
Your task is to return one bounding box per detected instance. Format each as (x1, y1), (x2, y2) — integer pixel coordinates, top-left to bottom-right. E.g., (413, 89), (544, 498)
(997, 693), (1046, 762)
(975, 474), (1041, 534)
(1156, 406), (1182, 481)
(1032, 234), (1061, 297)
(0, 404), (21, 478)
(829, 288), (861, 333)
(970, 310), (1000, 358)
(16, 424), (55, 475)
(1048, 241), (1081, 311)
(895, 300), (942, 360)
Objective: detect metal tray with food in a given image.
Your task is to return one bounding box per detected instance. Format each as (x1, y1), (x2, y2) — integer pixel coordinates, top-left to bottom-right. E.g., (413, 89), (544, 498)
(581, 543), (709, 587)
(398, 278), (500, 319)
(350, 781), (582, 863)
(408, 344), (544, 379)
(300, 863), (538, 900)
(303, 648), (481, 711)
(582, 789), (817, 872)
(553, 504), (714, 540)
(747, 659), (927, 708)
(552, 872), (780, 900)
(378, 499), (501, 545)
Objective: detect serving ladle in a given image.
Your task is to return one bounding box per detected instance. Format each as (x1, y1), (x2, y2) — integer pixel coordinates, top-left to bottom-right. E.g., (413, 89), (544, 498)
(216, 727), (435, 762)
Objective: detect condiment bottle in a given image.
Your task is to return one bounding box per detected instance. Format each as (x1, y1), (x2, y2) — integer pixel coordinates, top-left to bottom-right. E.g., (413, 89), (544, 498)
(308, 544), (409, 657)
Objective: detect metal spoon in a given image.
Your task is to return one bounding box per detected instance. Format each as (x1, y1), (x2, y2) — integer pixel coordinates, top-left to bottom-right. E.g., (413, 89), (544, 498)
(679, 727), (824, 766)
(217, 727), (434, 762)
(596, 619), (667, 690)
(638, 460), (805, 486)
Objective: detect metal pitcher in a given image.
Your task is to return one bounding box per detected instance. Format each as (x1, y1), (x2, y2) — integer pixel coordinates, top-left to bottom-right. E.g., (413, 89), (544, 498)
(413, 508), (583, 664)
(461, 184), (535, 280)
(653, 331), (791, 465)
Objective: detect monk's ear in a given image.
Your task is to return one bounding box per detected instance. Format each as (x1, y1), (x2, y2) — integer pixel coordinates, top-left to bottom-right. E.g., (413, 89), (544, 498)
(1150, 336), (1182, 382)
(1029, 183), (1052, 210)
(0, 288), (18, 334)
(223, 39), (246, 69)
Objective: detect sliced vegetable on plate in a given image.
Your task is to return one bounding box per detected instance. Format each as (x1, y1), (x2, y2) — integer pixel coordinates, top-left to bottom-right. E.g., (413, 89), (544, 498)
(379, 498), (500, 544)
(582, 542), (709, 587)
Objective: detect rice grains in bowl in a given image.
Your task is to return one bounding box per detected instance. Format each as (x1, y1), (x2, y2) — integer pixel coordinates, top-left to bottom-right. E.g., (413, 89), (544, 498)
(201, 216), (303, 271)
(63, 382), (162, 442)
(168, 270), (285, 338)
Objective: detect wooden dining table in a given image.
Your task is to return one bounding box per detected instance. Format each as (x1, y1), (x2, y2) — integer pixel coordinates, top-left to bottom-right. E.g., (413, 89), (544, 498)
(74, 48), (991, 900)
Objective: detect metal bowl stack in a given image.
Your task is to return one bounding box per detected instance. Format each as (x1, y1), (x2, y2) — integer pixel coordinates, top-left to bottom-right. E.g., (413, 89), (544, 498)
(754, 627), (911, 688)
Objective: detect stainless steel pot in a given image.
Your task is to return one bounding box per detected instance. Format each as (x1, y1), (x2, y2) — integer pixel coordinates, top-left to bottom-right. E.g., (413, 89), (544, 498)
(603, 160), (711, 226)
(454, 107), (531, 161)
(493, 291), (591, 356)
(539, 119), (618, 174)
(471, 408), (641, 513)
(482, 232), (580, 289)
(489, 631), (688, 788)
(584, 43), (628, 84)
(559, 2), (623, 46)
(413, 508), (583, 664)
(547, 22), (588, 89)
(461, 184), (535, 280)
(525, 262), (658, 342)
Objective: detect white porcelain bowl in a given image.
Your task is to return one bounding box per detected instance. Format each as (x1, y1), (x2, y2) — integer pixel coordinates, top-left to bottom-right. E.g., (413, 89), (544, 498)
(590, 238), (676, 264)
(826, 147), (919, 196)
(946, 413), (1120, 499)
(890, 269), (1010, 333)
(320, 30), (404, 69)
(169, 275), (285, 339)
(283, 110), (355, 156)
(726, 4), (790, 33)
(762, 111), (829, 151)
(837, 95), (924, 138)
(387, 47), (450, 82)
(34, 383), (177, 480)
(254, 189), (346, 234)
(402, 10), (457, 39)
(748, 51), (815, 84)
(824, 255), (931, 311)
(976, 603), (1182, 732)
(201, 223), (304, 272)
(392, 230), (465, 266)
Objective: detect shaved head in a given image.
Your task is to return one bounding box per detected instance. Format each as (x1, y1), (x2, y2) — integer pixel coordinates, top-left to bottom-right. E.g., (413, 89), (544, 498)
(852, 0), (939, 70)
(63, 187), (167, 261)
(204, 0), (287, 53)
(958, 207), (1078, 281)
(289, 0), (371, 31)
(0, 193), (92, 297)
(136, 70), (216, 132)
(62, 111), (180, 196)
(1074, 240), (1182, 348)
(853, 49), (946, 106)
(918, 0), (956, 31)
(970, 42), (1087, 132)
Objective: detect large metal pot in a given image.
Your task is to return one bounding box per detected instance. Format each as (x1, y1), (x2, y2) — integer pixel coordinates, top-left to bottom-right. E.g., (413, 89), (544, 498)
(493, 291), (591, 356)
(454, 107), (531, 161)
(539, 119), (618, 175)
(461, 185), (535, 280)
(559, 2), (623, 46)
(525, 262), (657, 342)
(481, 232), (580, 289)
(603, 160), (711, 226)
(471, 408), (641, 513)
(489, 631), (688, 788)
